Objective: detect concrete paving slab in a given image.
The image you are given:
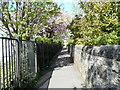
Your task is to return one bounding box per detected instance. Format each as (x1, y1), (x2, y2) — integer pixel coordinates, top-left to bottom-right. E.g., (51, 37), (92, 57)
(37, 47), (84, 89)
(48, 65), (83, 88)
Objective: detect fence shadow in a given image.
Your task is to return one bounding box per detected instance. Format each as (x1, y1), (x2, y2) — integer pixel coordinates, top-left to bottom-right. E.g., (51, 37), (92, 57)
(35, 47), (73, 89)
(51, 56), (72, 68)
(35, 69), (54, 89)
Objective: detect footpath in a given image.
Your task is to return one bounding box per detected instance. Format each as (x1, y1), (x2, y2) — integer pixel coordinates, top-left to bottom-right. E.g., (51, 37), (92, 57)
(35, 47), (84, 89)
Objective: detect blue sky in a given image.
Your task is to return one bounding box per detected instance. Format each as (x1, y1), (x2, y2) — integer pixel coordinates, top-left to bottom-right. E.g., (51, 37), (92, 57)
(8, 0), (80, 16)
(8, 0), (79, 16)
(53, 0), (79, 16)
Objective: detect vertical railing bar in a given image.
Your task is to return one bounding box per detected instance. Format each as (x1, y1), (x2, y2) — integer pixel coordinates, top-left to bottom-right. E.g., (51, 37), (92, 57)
(23, 43), (24, 72)
(22, 43), (25, 81)
(24, 43), (27, 82)
(35, 41), (37, 74)
(16, 40), (19, 87)
(20, 40), (22, 84)
(15, 41), (17, 86)
(16, 37), (22, 87)
(8, 39), (11, 87)
(17, 39), (20, 87)
(24, 43), (25, 81)
(27, 43), (29, 84)
(42, 43), (43, 66)
(16, 41), (18, 84)
(24, 42), (26, 82)
(24, 44), (26, 75)
(0, 40), (2, 90)
(20, 42), (23, 82)
(21, 41), (23, 86)
(46, 44), (48, 65)
(26, 44), (27, 74)
(0, 39), (1, 88)
(47, 44), (49, 64)
(2, 39), (5, 88)
(27, 43), (29, 77)
(12, 40), (14, 81)
(13, 40), (16, 86)
(5, 39), (9, 88)
(14, 40), (17, 84)
(11, 39), (13, 84)
(25, 43), (27, 77)
(46, 44), (49, 65)
(42, 43), (44, 66)
(12, 40), (14, 84)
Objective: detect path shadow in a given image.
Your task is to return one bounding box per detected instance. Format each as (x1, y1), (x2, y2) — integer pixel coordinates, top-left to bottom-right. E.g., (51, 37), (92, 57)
(35, 69), (53, 90)
(35, 47), (73, 89)
(58, 50), (68, 56)
(51, 56), (73, 68)
(62, 47), (67, 50)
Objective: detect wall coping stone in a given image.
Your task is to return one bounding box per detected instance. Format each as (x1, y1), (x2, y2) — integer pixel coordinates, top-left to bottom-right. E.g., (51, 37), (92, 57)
(75, 45), (120, 61)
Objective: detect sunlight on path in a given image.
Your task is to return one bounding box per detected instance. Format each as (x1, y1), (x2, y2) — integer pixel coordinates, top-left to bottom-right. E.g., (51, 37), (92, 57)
(38, 47), (84, 89)
(48, 65), (83, 88)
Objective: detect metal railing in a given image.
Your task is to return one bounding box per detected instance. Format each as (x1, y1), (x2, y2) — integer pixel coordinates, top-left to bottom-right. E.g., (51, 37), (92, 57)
(0, 37), (62, 89)
(0, 37), (19, 89)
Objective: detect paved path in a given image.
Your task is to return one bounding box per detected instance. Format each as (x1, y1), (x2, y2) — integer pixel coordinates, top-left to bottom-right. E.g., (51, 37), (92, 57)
(36, 47), (84, 89)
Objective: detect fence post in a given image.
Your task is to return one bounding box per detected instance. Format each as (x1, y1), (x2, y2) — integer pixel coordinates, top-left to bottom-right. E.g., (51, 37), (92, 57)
(16, 36), (22, 87)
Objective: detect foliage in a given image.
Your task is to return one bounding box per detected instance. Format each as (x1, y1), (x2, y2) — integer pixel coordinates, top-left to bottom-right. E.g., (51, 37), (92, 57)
(67, 38), (74, 44)
(68, 1), (120, 45)
(52, 36), (64, 43)
(36, 36), (52, 43)
(36, 36), (64, 44)
(17, 66), (46, 88)
(0, 1), (61, 40)
(17, 43), (62, 88)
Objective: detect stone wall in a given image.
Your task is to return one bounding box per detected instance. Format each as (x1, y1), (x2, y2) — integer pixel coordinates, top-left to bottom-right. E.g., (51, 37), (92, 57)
(73, 45), (120, 88)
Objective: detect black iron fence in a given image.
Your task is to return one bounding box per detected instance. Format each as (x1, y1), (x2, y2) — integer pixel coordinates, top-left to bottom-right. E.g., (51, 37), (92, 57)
(0, 37), (19, 89)
(0, 37), (62, 89)
(37, 43), (62, 71)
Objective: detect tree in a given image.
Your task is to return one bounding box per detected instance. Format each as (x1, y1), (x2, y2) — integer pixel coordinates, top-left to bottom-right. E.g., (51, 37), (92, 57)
(46, 10), (71, 38)
(36, 10), (71, 43)
(0, 1), (60, 40)
(68, 1), (120, 45)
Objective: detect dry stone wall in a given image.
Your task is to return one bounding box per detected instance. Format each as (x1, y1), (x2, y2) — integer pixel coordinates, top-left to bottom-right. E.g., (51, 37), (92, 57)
(73, 45), (120, 88)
